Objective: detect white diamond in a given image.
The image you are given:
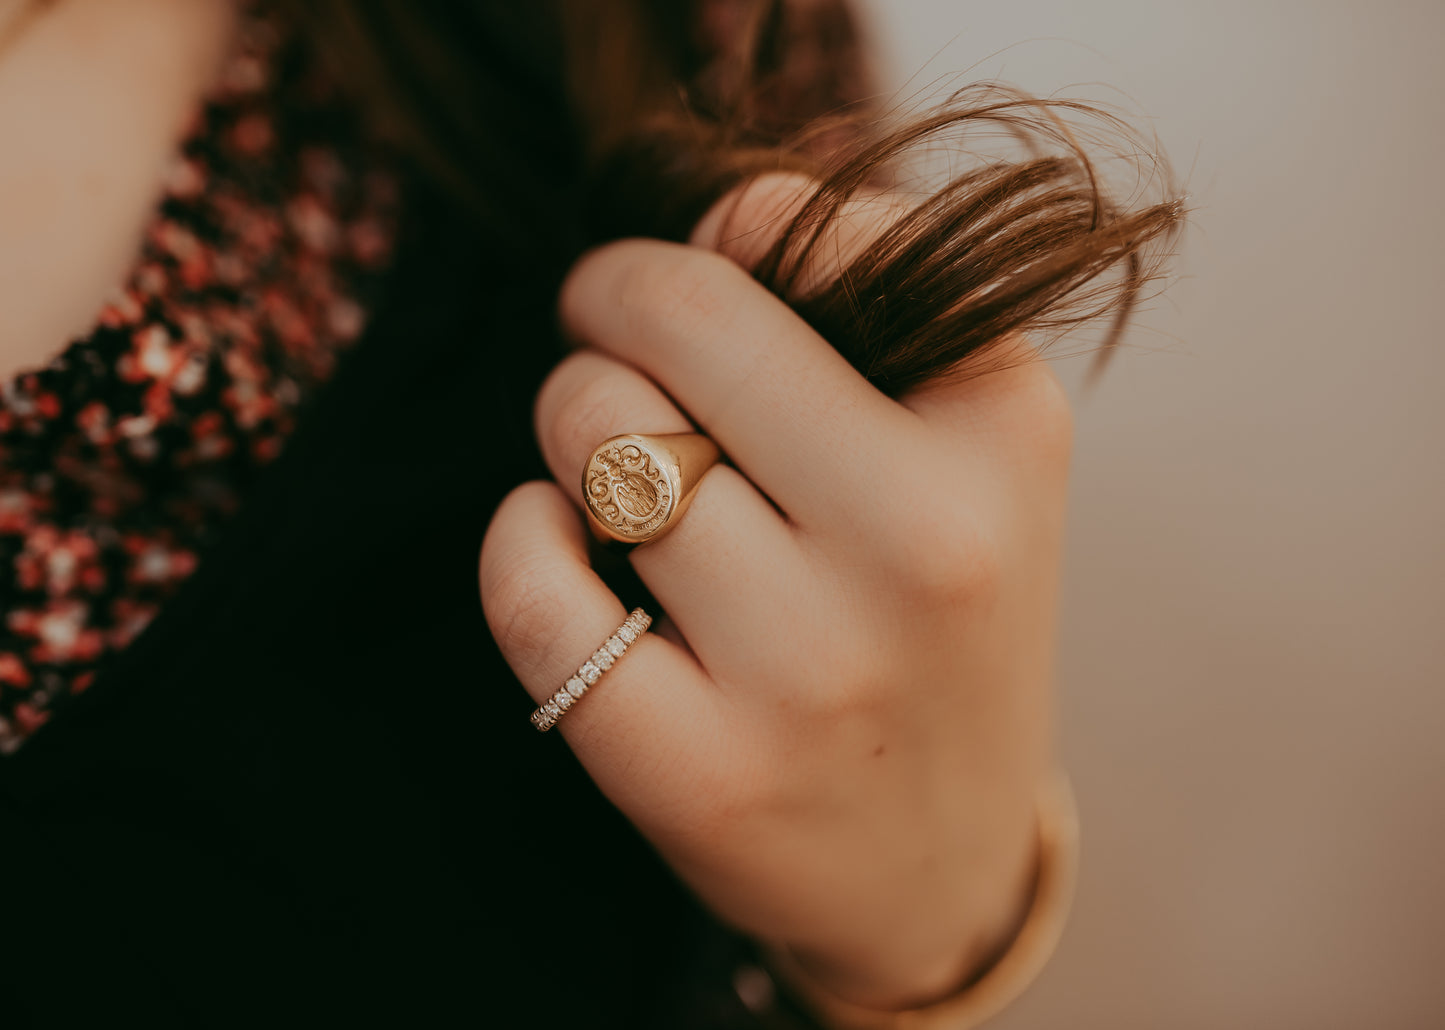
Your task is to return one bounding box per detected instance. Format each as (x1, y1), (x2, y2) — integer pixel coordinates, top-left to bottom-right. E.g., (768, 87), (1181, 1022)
(606, 637), (626, 657)
(580, 662), (601, 684)
(592, 650), (614, 670)
(566, 677), (587, 698)
(554, 691), (573, 711)
(618, 626), (637, 644)
(543, 701), (561, 719)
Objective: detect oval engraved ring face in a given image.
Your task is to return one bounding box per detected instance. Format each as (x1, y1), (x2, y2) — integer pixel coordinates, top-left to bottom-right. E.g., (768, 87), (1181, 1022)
(582, 433), (721, 544)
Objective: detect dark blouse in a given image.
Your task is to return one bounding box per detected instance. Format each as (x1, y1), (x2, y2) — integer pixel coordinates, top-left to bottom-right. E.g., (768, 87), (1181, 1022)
(0, 14), (819, 1030)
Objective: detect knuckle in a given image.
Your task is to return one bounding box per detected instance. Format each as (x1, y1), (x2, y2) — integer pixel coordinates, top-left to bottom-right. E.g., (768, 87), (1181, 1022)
(928, 529), (1001, 610)
(532, 355), (583, 433)
(485, 555), (568, 672)
(880, 517), (1001, 615)
(541, 364), (629, 473)
(813, 664), (901, 723)
(478, 494), (570, 671)
(1019, 360), (1075, 469)
(975, 351), (1074, 472)
(616, 247), (742, 342)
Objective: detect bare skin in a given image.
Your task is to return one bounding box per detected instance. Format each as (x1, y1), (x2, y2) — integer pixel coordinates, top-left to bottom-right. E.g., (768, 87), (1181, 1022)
(480, 176), (1070, 1009)
(0, 0), (236, 378)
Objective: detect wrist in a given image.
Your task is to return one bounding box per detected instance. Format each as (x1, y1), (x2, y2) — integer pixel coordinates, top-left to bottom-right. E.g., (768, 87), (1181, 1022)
(780, 838), (1038, 1010)
(764, 773), (1079, 1029)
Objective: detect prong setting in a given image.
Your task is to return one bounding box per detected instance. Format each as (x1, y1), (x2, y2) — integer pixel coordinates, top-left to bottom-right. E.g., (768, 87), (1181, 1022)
(530, 609), (652, 732)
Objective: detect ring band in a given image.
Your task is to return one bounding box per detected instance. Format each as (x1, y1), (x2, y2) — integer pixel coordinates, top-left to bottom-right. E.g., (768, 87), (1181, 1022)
(583, 432), (721, 544)
(530, 608), (652, 732)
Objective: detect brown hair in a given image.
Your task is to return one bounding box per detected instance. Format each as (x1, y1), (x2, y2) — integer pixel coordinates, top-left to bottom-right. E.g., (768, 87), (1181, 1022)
(284, 0), (1182, 393)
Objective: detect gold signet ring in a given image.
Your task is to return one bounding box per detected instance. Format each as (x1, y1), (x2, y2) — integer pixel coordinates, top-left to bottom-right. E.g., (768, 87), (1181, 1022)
(583, 432), (722, 544)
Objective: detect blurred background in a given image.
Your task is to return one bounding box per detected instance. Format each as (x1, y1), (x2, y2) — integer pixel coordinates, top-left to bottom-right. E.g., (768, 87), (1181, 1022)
(863, 2), (1445, 1027)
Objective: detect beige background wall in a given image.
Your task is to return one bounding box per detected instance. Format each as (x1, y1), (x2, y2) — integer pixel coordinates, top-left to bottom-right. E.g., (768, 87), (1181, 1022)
(865, 2), (1445, 1027)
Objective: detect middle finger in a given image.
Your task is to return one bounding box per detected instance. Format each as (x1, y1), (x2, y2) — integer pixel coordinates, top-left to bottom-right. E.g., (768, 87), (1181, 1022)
(535, 349), (809, 685)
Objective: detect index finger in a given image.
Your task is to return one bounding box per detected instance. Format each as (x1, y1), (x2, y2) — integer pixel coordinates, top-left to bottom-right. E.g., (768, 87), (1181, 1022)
(558, 239), (915, 529)
(690, 172), (905, 292)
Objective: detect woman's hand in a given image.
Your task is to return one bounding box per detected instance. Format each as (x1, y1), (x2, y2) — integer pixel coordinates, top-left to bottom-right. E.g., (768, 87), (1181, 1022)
(478, 178), (1073, 1010)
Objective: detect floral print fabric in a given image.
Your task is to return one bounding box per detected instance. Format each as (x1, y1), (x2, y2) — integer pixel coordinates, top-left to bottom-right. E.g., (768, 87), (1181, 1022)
(0, 12), (397, 751)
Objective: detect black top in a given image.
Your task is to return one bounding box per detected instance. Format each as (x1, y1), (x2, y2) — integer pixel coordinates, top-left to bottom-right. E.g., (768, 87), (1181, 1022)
(0, 178), (822, 1028)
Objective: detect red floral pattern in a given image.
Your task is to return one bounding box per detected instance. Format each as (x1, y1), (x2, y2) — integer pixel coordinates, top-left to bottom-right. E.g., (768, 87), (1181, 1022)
(0, 12), (397, 751)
